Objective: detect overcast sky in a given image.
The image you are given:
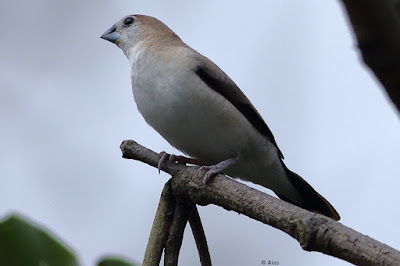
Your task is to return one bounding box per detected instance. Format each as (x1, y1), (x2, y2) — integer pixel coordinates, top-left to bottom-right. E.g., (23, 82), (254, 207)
(1, 1), (399, 265)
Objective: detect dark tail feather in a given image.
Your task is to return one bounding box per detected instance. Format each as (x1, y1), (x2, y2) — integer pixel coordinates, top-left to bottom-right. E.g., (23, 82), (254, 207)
(276, 162), (340, 221)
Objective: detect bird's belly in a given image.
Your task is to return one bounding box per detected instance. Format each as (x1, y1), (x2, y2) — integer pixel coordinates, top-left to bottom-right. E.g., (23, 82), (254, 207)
(132, 77), (268, 165)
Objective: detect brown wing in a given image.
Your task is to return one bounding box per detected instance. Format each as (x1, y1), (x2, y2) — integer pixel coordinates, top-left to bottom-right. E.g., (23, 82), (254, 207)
(193, 54), (284, 159)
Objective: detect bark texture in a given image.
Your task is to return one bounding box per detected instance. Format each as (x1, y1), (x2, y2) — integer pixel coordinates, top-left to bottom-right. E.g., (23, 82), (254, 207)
(341, 0), (400, 114)
(121, 140), (400, 266)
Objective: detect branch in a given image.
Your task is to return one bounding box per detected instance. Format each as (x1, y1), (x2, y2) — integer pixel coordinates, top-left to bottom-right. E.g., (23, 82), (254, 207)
(142, 182), (175, 266)
(340, 0), (400, 114)
(121, 140), (400, 265)
(164, 198), (192, 266)
(188, 207), (212, 266)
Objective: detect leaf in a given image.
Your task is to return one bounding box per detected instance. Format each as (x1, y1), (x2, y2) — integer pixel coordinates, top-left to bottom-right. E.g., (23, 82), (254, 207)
(0, 214), (78, 266)
(97, 256), (140, 266)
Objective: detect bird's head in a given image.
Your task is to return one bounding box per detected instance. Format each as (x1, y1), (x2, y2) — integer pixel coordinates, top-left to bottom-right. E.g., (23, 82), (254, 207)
(101, 14), (181, 58)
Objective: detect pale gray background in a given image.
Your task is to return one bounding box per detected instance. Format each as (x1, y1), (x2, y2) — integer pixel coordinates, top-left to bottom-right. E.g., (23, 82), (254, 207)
(1, 1), (399, 265)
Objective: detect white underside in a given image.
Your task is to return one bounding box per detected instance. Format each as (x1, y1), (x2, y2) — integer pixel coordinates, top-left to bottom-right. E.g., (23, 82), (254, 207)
(128, 45), (302, 202)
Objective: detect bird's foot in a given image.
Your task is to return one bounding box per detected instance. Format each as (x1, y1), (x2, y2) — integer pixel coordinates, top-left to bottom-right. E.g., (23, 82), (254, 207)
(158, 151), (205, 173)
(158, 152), (170, 173)
(198, 157), (238, 184)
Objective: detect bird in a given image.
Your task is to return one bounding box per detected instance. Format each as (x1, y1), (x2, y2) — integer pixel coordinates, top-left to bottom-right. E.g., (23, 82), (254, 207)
(101, 14), (340, 221)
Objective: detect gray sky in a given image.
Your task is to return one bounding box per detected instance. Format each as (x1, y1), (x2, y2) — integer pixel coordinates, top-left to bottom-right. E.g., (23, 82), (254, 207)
(1, 1), (399, 265)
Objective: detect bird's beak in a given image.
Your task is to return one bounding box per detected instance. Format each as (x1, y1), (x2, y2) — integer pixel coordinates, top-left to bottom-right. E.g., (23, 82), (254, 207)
(101, 24), (120, 43)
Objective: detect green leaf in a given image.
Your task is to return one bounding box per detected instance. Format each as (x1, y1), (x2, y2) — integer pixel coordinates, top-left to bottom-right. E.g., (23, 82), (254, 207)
(0, 214), (78, 266)
(97, 256), (140, 266)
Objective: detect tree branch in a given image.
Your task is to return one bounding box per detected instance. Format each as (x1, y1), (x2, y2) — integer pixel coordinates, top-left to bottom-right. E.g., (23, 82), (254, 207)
(340, 0), (400, 114)
(164, 198), (192, 266)
(188, 207), (212, 266)
(121, 140), (400, 265)
(142, 181), (175, 266)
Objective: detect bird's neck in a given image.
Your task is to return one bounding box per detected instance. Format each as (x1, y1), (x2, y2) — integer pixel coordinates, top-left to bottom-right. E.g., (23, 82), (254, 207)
(126, 39), (188, 69)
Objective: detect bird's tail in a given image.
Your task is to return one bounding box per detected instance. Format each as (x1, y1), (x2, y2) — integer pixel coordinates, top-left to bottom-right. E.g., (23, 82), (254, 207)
(276, 162), (340, 221)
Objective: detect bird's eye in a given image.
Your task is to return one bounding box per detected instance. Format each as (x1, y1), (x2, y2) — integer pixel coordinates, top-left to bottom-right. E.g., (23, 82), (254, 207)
(124, 17), (135, 26)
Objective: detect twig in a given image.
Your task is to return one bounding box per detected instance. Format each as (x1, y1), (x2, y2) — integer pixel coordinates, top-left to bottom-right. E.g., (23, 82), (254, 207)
(121, 140), (400, 265)
(188, 207), (212, 266)
(164, 198), (193, 266)
(142, 181), (175, 266)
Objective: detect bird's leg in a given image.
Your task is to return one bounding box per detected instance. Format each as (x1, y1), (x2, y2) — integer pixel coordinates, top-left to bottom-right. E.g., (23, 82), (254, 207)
(199, 157), (239, 184)
(158, 151), (205, 173)
(169, 154), (205, 166)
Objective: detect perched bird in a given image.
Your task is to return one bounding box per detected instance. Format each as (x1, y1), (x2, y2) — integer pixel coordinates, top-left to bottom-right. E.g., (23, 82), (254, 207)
(101, 14), (340, 221)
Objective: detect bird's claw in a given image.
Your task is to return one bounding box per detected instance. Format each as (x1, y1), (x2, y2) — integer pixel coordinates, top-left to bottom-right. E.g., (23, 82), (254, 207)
(197, 157), (239, 184)
(198, 166), (219, 184)
(159, 153), (238, 184)
(158, 152), (204, 173)
(158, 151), (170, 173)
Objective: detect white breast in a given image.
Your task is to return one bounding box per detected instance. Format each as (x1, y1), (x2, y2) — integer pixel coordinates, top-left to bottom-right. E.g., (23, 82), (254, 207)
(131, 47), (261, 158)
(128, 45), (294, 196)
